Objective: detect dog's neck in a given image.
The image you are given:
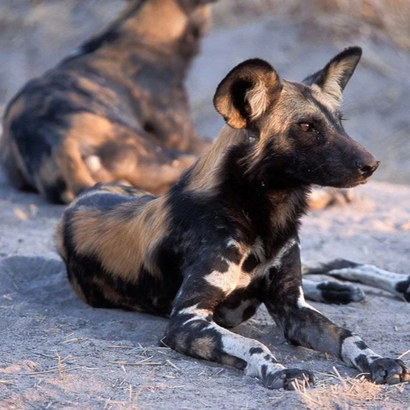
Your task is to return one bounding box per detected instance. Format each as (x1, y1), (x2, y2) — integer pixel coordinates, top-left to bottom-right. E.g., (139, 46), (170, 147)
(182, 125), (309, 245)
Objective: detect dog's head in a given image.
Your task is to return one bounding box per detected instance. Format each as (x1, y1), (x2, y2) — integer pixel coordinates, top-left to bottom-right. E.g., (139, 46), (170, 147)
(130, 0), (216, 58)
(214, 47), (379, 188)
(175, 0), (217, 58)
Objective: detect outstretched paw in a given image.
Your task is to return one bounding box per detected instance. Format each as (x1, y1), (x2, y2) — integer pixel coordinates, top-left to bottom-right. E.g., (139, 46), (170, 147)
(317, 281), (365, 304)
(261, 367), (315, 390)
(370, 358), (410, 385)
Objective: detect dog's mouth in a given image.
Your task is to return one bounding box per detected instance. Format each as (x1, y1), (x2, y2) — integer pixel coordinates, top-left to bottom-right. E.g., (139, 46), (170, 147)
(346, 174), (373, 188)
(327, 174), (372, 189)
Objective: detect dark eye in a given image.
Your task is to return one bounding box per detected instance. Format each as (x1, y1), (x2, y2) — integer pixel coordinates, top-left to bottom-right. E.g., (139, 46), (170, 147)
(299, 123), (312, 132)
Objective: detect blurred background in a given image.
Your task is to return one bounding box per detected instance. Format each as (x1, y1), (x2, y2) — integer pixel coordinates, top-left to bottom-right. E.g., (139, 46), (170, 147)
(1, 0), (409, 184)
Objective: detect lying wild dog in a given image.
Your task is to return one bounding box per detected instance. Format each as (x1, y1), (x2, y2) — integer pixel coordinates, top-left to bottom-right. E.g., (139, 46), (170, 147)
(0, 0), (214, 204)
(57, 47), (410, 389)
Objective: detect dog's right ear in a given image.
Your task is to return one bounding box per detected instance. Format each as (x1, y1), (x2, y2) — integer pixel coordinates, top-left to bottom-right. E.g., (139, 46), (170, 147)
(213, 59), (282, 129)
(303, 47), (362, 109)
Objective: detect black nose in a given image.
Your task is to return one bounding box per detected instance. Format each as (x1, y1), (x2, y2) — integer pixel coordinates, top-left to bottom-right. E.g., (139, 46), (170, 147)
(357, 160), (380, 178)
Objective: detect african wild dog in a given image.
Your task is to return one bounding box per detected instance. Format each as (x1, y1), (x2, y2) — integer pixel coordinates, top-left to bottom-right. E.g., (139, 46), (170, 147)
(57, 47), (409, 389)
(0, 0), (214, 204)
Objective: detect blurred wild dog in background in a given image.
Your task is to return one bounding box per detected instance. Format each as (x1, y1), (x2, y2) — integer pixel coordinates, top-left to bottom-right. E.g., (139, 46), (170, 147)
(57, 48), (410, 390)
(0, 0), (214, 203)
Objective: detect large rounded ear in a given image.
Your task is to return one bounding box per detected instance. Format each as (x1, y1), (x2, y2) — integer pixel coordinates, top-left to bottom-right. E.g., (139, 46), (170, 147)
(303, 47), (362, 109)
(213, 59), (281, 129)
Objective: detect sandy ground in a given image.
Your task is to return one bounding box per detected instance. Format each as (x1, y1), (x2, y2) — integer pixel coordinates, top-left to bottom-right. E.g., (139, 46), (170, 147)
(1, 1), (410, 409)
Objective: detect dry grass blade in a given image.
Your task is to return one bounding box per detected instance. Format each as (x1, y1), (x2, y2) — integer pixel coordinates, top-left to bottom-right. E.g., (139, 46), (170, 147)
(108, 356), (163, 366)
(56, 353), (64, 380)
(398, 349), (410, 359)
(332, 366), (347, 389)
(61, 337), (88, 344)
(5, 365), (92, 377)
(133, 369), (155, 404)
(165, 359), (181, 371)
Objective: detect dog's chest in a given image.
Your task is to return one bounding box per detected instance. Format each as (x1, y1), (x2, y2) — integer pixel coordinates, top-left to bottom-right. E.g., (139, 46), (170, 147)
(218, 237), (298, 293)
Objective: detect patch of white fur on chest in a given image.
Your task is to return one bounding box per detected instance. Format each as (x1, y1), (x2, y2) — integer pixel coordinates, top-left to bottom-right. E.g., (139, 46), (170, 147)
(272, 238), (298, 269)
(254, 238), (299, 276)
(204, 262), (243, 293)
(204, 239), (259, 292)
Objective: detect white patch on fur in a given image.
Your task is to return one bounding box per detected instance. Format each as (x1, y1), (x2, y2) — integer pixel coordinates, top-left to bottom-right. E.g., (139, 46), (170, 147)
(179, 304), (211, 326)
(252, 238), (298, 278)
(220, 333), (283, 378)
(84, 155), (102, 173)
(204, 262), (241, 293)
(227, 238), (240, 249)
(270, 238), (297, 270)
(341, 335), (381, 370)
(226, 238), (246, 258)
(297, 286), (320, 313)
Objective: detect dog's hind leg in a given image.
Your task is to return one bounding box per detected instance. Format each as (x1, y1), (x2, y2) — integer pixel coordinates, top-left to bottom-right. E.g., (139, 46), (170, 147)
(53, 142), (97, 203)
(302, 277), (365, 304)
(304, 259), (410, 302)
(265, 240), (410, 384)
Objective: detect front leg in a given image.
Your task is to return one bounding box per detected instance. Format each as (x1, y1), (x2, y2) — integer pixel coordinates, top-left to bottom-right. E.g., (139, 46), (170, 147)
(163, 258), (314, 390)
(265, 240), (410, 384)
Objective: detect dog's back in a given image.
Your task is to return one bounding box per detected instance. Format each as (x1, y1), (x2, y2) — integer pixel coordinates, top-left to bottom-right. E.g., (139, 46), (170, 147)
(1, 0), (212, 203)
(56, 182), (179, 314)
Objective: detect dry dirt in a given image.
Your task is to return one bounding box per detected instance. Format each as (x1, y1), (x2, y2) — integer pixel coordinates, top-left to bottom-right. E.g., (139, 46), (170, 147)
(1, 1), (410, 409)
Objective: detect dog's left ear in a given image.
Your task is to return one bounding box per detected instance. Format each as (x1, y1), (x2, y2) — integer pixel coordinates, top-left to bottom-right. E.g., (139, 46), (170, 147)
(303, 47), (362, 108)
(214, 59), (282, 129)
